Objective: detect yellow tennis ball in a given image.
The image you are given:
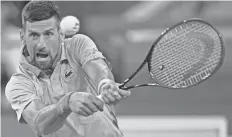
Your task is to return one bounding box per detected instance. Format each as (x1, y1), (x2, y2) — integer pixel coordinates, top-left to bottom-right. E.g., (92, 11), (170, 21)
(60, 16), (80, 37)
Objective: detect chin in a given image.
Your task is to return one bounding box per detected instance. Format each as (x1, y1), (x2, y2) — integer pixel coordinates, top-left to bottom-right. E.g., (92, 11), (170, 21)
(39, 65), (51, 70)
(35, 58), (53, 70)
(35, 62), (52, 70)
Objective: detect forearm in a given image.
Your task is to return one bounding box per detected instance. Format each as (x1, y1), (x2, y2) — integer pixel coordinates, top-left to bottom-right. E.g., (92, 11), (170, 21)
(32, 93), (73, 135)
(83, 59), (114, 87)
(32, 105), (70, 135)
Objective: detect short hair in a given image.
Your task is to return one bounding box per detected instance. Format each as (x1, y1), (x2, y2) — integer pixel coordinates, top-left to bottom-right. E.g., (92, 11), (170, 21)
(22, 0), (61, 29)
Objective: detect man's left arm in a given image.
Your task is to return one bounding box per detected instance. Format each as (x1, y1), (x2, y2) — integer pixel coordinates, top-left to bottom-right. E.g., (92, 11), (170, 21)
(73, 34), (130, 104)
(83, 58), (114, 90)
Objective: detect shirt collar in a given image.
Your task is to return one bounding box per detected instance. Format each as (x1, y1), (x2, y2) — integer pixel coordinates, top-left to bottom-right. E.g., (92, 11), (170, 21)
(60, 43), (68, 64)
(19, 44), (68, 77)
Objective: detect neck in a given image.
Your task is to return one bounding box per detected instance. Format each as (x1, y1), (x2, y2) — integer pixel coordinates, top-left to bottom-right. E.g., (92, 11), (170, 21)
(51, 44), (62, 70)
(43, 69), (53, 78)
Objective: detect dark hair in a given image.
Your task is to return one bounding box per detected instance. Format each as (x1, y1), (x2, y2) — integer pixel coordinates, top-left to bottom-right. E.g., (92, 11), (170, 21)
(22, 0), (61, 28)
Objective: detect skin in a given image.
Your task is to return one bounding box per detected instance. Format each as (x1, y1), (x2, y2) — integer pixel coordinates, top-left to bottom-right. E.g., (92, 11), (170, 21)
(20, 16), (64, 72)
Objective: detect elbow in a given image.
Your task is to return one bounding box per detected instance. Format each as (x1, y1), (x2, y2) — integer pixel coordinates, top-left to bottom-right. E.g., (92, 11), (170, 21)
(42, 125), (63, 135)
(41, 129), (54, 135)
(40, 127), (51, 135)
(34, 124), (63, 135)
(32, 122), (63, 136)
(32, 124), (48, 136)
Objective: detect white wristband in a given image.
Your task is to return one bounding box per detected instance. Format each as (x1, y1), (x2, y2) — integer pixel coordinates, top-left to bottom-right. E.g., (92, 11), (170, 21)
(97, 79), (111, 94)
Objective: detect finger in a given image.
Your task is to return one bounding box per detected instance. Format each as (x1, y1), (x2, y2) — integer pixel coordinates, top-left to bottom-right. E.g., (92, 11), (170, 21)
(104, 94), (118, 105)
(78, 110), (89, 117)
(80, 104), (94, 115)
(118, 89), (131, 97)
(92, 97), (104, 111)
(100, 83), (110, 91)
(83, 102), (98, 113)
(102, 95), (110, 104)
(105, 93), (116, 102)
(108, 87), (123, 101)
(111, 91), (123, 100)
(87, 94), (104, 111)
(110, 83), (119, 91)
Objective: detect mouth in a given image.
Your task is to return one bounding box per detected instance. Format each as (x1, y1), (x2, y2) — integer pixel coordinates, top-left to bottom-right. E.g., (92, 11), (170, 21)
(36, 53), (48, 59)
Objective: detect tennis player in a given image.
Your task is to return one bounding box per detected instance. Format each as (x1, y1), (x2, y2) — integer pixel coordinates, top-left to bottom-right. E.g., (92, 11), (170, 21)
(5, 1), (131, 137)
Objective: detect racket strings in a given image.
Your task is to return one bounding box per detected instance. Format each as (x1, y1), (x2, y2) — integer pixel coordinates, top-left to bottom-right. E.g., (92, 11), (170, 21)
(149, 21), (222, 88)
(194, 29), (222, 76)
(152, 28), (203, 85)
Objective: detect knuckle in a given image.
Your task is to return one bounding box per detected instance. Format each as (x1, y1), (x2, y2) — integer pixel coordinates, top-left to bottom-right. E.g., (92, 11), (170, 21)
(110, 98), (115, 102)
(75, 102), (82, 108)
(89, 106), (97, 112)
(111, 97), (116, 102)
(90, 111), (94, 115)
(87, 111), (92, 115)
(100, 100), (104, 105)
(82, 101), (88, 107)
(92, 108), (97, 112)
(77, 110), (83, 114)
(103, 98), (109, 104)
(79, 105), (84, 110)
(82, 113), (88, 117)
(116, 95), (122, 100)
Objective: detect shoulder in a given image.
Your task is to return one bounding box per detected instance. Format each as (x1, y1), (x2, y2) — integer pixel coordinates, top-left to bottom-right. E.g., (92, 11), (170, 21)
(5, 73), (35, 100)
(72, 34), (94, 42)
(65, 34), (96, 48)
(6, 72), (33, 86)
(64, 34), (98, 62)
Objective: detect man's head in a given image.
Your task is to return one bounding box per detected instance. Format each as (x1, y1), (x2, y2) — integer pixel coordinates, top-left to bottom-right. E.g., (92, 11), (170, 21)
(20, 0), (64, 71)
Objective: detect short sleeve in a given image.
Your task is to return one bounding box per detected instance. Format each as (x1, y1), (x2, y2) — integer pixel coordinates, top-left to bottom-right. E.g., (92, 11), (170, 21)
(5, 74), (40, 123)
(71, 34), (111, 68)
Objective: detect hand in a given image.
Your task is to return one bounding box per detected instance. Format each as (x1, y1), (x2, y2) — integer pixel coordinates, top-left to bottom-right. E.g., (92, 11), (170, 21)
(68, 92), (104, 117)
(99, 80), (131, 105)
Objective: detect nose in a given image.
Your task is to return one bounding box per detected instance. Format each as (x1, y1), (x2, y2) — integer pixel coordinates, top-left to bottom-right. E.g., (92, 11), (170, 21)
(38, 36), (46, 49)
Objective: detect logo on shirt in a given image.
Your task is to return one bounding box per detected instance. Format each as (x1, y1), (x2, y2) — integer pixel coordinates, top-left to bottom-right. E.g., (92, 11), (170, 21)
(65, 69), (74, 78)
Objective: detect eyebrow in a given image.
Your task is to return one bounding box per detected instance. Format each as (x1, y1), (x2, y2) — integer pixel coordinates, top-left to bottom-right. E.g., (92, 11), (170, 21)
(28, 28), (55, 33)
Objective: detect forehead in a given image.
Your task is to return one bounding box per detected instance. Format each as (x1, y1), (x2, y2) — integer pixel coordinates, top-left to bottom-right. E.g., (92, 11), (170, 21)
(25, 17), (58, 32)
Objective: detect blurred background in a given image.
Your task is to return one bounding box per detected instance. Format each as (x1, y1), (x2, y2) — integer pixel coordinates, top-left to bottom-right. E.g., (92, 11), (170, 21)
(1, 1), (232, 137)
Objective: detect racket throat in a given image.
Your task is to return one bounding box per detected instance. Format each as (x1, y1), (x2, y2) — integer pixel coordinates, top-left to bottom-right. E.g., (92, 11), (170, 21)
(120, 58), (148, 88)
(120, 83), (160, 90)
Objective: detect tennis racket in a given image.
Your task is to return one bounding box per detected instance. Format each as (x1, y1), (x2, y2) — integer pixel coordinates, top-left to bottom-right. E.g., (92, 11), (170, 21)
(116, 18), (224, 90)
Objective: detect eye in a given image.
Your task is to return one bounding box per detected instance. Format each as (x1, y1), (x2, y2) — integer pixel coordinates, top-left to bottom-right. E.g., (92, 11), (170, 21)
(44, 32), (53, 37)
(29, 33), (39, 39)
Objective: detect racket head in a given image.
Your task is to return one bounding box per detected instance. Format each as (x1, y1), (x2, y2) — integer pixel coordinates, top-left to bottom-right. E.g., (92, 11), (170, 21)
(147, 18), (225, 89)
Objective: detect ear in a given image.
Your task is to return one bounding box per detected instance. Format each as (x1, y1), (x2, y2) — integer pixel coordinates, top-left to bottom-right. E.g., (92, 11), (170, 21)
(59, 29), (65, 42)
(20, 29), (25, 42)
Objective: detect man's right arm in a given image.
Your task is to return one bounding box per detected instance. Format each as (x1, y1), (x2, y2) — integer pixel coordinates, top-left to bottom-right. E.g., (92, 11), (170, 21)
(22, 93), (73, 136)
(5, 75), (73, 136)
(22, 92), (104, 136)
(5, 74), (104, 136)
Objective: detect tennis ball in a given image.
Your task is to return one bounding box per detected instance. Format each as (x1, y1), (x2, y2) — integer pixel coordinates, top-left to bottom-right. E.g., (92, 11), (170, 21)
(60, 16), (80, 37)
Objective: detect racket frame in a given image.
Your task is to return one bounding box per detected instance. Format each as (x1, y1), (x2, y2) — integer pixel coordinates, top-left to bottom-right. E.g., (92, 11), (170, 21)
(120, 18), (225, 90)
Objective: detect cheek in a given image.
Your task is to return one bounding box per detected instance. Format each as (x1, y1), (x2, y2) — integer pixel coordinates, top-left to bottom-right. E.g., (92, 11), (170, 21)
(25, 41), (36, 55)
(48, 38), (61, 55)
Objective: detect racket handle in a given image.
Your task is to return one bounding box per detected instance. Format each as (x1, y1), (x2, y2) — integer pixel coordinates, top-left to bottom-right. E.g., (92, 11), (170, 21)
(118, 83), (126, 89)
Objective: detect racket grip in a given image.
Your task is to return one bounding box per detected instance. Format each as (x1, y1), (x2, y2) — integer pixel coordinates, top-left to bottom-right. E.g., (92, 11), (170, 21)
(118, 83), (126, 89)
(118, 85), (129, 90)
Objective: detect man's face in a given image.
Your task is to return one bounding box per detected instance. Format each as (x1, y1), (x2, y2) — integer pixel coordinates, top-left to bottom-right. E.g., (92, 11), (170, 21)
(22, 16), (63, 70)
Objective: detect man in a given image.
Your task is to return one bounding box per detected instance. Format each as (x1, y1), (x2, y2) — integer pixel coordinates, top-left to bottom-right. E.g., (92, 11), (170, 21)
(5, 1), (131, 137)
